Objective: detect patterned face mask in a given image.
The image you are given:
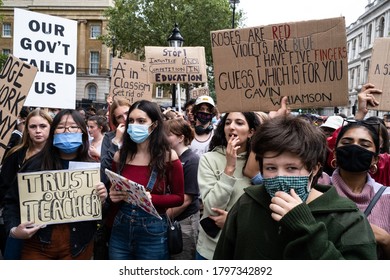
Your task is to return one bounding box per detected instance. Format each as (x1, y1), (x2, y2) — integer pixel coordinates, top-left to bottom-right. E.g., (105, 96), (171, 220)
(263, 174), (311, 202)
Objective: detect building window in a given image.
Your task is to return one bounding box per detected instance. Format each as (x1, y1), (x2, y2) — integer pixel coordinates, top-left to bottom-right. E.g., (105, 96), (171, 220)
(358, 34), (362, 48)
(156, 87), (163, 99)
(87, 84), (97, 101)
(351, 39), (356, 59)
(2, 49), (11, 55)
(2, 23), (11, 37)
(350, 69), (355, 90)
(364, 60), (370, 84)
(378, 17), (385, 38)
(367, 24), (372, 46)
(356, 66), (361, 87)
(90, 25), (101, 39)
(90, 51), (100, 75)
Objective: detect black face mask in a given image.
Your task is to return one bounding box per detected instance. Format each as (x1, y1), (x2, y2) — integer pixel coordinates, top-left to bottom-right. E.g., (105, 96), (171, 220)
(195, 124), (213, 135)
(336, 144), (375, 172)
(195, 112), (213, 125)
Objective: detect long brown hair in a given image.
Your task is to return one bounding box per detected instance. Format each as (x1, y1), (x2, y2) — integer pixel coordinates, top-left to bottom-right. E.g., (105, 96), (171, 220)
(4, 108), (52, 160)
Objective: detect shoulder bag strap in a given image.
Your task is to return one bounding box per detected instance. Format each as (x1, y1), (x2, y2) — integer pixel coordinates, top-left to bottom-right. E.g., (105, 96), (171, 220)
(364, 186), (387, 217)
(145, 167), (158, 192)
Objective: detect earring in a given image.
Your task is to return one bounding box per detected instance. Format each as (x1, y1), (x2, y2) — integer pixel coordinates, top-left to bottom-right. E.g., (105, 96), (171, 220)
(330, 158), (337, 169)
(369, 164), (378, 174)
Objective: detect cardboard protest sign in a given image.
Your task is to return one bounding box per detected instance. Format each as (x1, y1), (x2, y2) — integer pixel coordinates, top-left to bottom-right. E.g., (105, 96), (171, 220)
(191, 86), (210, 99)
(105, 169), (161, 220)
(110, 58), (153, 103)
(145, 46), (207, 84)
(0, 54), (38, 162)
(211, 17), (348, 112)
(18, 168), (101, 225)
(13, 8), (77, 109)
(368, 38), (390, 111)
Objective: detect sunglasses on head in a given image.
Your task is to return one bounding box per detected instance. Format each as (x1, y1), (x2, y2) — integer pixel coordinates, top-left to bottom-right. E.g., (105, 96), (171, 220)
(342, 119), (381, 138)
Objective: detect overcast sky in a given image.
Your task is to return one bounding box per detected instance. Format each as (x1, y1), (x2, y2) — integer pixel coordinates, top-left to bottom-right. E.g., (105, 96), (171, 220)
(238, 0), (369, 27)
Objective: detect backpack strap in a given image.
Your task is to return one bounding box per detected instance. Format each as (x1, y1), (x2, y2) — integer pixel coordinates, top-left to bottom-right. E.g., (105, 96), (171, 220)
(364, 186), (387, 217)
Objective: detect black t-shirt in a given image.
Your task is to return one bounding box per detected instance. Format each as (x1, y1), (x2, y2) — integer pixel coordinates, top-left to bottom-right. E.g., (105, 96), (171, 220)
(175, 148), (201, 221)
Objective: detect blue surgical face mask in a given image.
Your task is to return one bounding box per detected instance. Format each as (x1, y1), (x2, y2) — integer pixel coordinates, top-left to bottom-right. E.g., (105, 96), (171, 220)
(127, 124), (153, 144)
(263, 174), (311, 202)
(53, 132), (83, 154)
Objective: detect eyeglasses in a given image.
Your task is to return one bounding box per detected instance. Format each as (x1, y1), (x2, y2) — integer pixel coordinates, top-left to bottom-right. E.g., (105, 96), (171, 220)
(55, 125), (81, 133)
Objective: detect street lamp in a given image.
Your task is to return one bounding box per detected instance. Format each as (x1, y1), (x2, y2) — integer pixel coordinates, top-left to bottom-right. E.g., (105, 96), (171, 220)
(229, 0), (240, 29)
(167, 23), (184, 112)
(111, 35), (117, 57)
(167, 23), (184, 48)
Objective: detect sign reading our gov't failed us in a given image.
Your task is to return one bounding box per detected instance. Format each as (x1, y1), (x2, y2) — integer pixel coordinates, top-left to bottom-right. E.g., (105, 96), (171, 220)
(13, 8), (77, 109)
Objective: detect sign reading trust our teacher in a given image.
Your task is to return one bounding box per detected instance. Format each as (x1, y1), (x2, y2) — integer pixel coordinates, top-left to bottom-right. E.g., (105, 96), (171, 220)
(18, 168), (102, 225)
(211, 17), (349, 112)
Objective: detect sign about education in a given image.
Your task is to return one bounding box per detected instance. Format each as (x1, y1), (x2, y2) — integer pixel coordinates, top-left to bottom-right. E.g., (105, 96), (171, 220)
(0, 54), (38, 162)
(145, 46), (207, 84)
(110, 58), (153, 103)
(191, 86), (210, 98)
(18, 168), (102, 225)
(13, 8), (77, 109)
(368, 38), (390, 111)
(211, 17), (348, 112)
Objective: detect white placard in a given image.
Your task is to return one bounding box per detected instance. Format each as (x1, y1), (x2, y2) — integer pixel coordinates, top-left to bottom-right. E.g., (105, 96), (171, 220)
(13, 8), (77, 109)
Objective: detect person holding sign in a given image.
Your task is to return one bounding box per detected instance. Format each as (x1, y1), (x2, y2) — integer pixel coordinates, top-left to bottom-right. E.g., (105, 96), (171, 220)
(108, 100), (184, 260)
(0, 109), (52, 259)
(196, 111), (260, 260)
(96, 97), (131, 260)
(326, 83), (390, 259)
(3, 109), (107, 260)
(214, 115), (377, 260)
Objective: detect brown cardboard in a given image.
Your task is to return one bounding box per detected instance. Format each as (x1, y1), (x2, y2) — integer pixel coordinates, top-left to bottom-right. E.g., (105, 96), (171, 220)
(145, 46), (207, 84)
(211, 17), (348, 113)
(0, 54), (38, 162)
(191, 86), (210, 99)
(368, 38), (390, 111)
(109, 58), (153, 104)
(18, 168), (102, 225)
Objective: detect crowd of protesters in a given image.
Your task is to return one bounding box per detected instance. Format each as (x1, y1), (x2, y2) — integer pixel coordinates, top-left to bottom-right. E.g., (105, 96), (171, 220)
(0, 82), (390, 260)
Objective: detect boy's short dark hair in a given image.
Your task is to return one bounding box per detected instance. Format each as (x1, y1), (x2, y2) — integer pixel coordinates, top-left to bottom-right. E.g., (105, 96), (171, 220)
(251, 115), (327, 183)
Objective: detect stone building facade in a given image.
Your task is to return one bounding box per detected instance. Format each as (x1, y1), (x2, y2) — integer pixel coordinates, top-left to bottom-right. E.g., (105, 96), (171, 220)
(343, 0), (390, 117)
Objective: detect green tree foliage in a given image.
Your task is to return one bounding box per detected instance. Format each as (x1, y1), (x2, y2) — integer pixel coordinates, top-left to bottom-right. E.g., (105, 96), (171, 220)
(0, 54), (7, 70)
(101, 0), (243, 65)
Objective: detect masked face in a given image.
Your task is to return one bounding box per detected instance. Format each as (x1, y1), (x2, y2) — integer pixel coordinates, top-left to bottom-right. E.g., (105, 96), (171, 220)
(336, 144), (375, 172)
(263, 175), (311, 202)
(336, 126), (377, 173)
(195, 112), (213, 125)
(127, 124), (152, 144)
(53, 132), (83, 154)
(262, 151), (315, 202)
